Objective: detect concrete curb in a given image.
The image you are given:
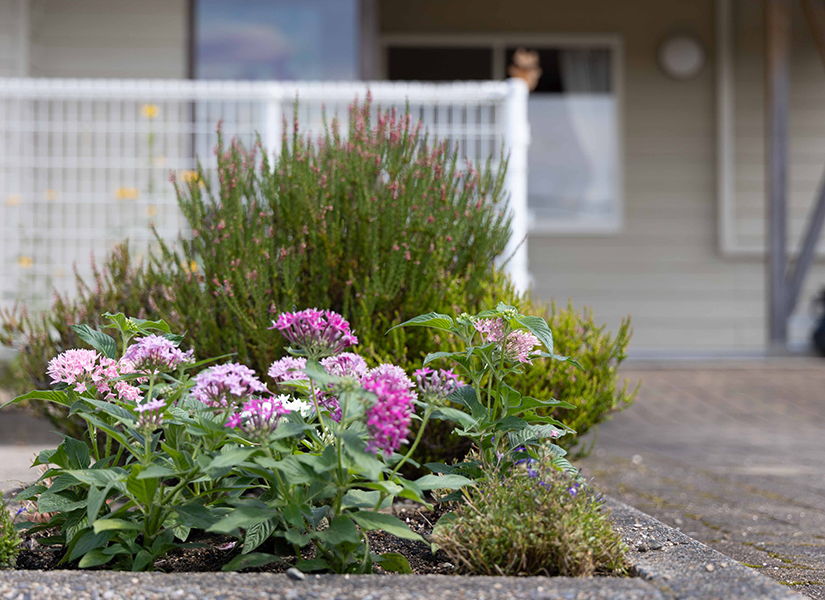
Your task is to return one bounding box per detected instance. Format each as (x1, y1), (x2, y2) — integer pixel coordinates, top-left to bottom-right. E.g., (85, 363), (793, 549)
(605, 497), (803, 600)
(0, 497), (806, 600)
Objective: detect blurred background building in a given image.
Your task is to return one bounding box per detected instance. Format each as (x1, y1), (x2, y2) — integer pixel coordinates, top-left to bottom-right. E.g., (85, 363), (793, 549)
(0, 0), (824, 356)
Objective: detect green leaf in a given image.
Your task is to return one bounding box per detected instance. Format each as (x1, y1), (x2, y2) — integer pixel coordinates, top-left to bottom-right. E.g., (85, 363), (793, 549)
(430, 406), (478, 430)
(253, 456), (313, 485)
(414, 474), (474, 491)
(447, 386), (487, 422)
(341, 431), (385, 480)
(507, 395), (576, 415)
(388, 312), (455, 333)
(59, 435), (91, 470)
(136, 465), (176, 480)
(78, 548), (114, 568)
(69, 529), (111, 563)
(83, 398), (136, 423)
(296, 558), (330, 572)
(514, 314), (554, 355)
(422, 351), (462, 366)
(350, 512), (423, 541)
(71, 324), (117, 360)
(174, 503), (224, 530)
(2, 389), (72, 410)
(222, 552), (284, 572)
(342, 490), (390, 510)
(38, 492), (86, 514)
(243, 519), (276, 554)
(14, 484), (46, 501)
(132, 549), (154, 572)
(493, 416), (529, 432)
(318, 516), (360, 546)
(126, 466), (158, 506)
(377, 552), (413, 574)
(302, 360), (338, 385)
(93, 519), (143, 533)
(206, 448), (257, 471)
(86, 484), (112, 524)
(65, 469), (127, 489)
(207, 507), (280, 535)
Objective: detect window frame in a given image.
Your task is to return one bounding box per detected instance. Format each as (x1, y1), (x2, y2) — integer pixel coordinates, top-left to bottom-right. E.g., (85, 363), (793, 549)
(380, 33), (625, 235)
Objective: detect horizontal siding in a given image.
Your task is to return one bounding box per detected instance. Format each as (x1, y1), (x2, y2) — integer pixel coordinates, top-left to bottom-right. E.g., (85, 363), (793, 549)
(28, 0), (187, 78)
(0, 0), (23, 76)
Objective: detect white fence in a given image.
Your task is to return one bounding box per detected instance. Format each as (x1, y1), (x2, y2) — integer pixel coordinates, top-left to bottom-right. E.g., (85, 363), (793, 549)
(0, 78), (529, 311)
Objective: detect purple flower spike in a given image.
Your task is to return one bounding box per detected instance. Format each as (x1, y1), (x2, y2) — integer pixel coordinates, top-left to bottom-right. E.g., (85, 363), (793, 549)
(191, 363), (268, 408)
(123, 334), (194, 374)
(134, 397), (166, 430)
(270, 309), (358, 359)
(414, 367), (462, 404)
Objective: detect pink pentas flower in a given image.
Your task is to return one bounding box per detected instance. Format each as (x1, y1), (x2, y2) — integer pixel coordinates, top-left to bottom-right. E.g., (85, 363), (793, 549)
(414, 367), (462, 404)
(362, 363), (416, 457)
(191, 363), (268, 408)
(267, 356), (307, 384)
(474, 317), (506, 343)
(122, 334), (194, 374)
(47, 349), (142, 402)
(270, 309), (358, 359)
(225, 397), (289, 439)
(503, 330), (540, 364)
(47, 349), (101, 391)
(321, 353), (368, 379)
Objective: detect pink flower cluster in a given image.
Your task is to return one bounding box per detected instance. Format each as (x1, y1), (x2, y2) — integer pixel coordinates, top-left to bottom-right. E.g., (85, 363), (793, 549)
(191, 363), (268, 408)
(123, 334), (194, 374)
(267, 356), (307, 385)
(474, 318), (540, 364)
(362, 364), (416, 457)
(503, 330), (540, 364)
(226, 397), (289, 439)
(320, 353), (368, 378)
(413, 367), (462, 404)
(270, 309), (358, 359)
(47, 349), (142, 402)
(474, 318), (506, 343)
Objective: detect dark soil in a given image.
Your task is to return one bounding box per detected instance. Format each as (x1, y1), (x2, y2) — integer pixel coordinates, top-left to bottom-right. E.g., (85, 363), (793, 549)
(15, 502), (455, 574)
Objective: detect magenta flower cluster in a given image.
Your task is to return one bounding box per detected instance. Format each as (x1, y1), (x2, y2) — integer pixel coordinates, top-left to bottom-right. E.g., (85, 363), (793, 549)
(474, 317), (506, 343)
(320, 353), (368, 378)
(413, 367), (462, 404)
(47, 349), (141, 402)
(122, 334), (194, 374)
(226, 397), (289, 438)
(362, 364), (416, 457)
(270, 309), (358, 358)
(191, 363), (268, 408)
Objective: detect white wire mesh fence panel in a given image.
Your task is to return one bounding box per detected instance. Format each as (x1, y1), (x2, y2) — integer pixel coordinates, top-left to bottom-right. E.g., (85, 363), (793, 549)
(0, 79), (516, 312)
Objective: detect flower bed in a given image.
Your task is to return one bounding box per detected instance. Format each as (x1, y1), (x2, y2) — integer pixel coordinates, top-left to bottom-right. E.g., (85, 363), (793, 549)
(1, 306), (626, 577)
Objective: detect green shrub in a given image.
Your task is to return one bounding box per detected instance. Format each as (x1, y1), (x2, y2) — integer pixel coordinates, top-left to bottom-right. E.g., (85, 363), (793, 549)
(433, 449), (627, 576)
(1, 101), (635, 463)
(0, 500), (20, 569)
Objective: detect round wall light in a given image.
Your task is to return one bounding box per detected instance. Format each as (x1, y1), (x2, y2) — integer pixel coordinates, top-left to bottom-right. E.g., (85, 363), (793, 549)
(658, 34), (706, 80)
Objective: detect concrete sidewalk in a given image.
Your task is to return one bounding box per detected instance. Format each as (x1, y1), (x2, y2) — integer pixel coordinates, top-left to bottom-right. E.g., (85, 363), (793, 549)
(579, 360), (825, 600)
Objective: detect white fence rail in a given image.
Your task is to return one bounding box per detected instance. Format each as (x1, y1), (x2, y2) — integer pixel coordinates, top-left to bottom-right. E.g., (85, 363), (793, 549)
(0, 78), (529, 311)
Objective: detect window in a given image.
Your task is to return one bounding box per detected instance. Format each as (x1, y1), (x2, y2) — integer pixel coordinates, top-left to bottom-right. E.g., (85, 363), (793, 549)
(384, 37), (623, 233)
(194, 0), (360, 80)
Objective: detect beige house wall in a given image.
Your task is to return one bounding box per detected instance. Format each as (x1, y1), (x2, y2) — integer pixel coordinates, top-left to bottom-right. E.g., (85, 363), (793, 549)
(27, 0), (188, 78)
(381, 0), (825, 353)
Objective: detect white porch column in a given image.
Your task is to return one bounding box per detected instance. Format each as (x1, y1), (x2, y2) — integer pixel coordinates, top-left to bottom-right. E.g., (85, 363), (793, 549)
(501, 77), (531, 294)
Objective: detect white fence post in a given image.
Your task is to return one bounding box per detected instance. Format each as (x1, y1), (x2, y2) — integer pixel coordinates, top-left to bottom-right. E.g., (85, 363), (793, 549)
(501, 77), (532, 294)
(264, 84), (283, 159)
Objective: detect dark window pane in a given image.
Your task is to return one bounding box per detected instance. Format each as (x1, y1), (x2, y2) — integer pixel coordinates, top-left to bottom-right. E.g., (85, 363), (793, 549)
(387, 47), (493, 81)
(505, 47), (611, 94)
